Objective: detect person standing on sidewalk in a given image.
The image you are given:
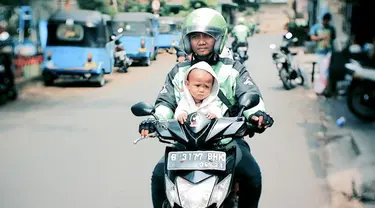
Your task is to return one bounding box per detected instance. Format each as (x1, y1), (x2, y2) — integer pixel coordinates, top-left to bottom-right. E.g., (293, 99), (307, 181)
(309, 13), (336, 95)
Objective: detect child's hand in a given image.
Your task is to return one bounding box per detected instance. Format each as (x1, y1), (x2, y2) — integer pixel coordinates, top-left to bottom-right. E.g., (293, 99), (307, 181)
(177, 113), (188, 124)
(206, 113), (217, 119)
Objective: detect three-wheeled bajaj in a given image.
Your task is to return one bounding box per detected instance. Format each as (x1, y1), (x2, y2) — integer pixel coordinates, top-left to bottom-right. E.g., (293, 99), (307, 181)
(157, 16), (183, 54)
(112, 12), (159, 66)
(42, 10), (115, 87)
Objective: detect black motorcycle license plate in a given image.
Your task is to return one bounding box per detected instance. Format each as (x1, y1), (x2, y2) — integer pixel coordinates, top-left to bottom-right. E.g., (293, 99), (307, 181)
(167, 151), (226, 171)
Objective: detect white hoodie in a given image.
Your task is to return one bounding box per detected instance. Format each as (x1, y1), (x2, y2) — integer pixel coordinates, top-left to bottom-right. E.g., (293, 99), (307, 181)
(174, 61), (225, 119)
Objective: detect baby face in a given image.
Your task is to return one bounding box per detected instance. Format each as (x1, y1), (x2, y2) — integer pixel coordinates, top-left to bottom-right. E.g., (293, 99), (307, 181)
(186, 68), (214, 104)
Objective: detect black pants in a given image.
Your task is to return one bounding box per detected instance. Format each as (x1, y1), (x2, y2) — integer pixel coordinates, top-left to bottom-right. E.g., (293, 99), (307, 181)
(151, 139), (262, 208)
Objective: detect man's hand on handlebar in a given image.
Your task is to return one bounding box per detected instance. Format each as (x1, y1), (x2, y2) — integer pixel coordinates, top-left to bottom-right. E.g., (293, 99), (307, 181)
(139, 118), (156, 137)
(249, 111), (274, 133)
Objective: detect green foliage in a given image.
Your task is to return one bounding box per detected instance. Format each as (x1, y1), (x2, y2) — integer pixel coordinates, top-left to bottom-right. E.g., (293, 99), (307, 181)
(76, 0), (125, 14)
(124, 0), (147, 12)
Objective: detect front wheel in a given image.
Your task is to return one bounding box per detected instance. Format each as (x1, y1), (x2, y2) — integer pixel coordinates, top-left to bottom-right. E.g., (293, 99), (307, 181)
(152, 48), (158, 60)
(90, 71), (105, 87)
(0, 93), (7, 105)
(143, 57), (151, 66)
(7, 87), (18, 101)
(279, 69), (293, 90)
(347, 86), (375, 122)
(42, 71), (55, 86)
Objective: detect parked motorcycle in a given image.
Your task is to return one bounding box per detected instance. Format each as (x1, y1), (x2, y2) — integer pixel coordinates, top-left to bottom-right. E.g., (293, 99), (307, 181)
(270, 32), (304, 90)
(233, 44), (248, 64)
(114, 39), (132, 73)
(131, 93), (259, 208)
(0, 31), (17, 105)
(344, 59), (375, 121)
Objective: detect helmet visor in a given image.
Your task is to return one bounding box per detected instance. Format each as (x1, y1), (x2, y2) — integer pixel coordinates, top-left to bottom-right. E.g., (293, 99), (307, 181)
(183, 25), (224, 40)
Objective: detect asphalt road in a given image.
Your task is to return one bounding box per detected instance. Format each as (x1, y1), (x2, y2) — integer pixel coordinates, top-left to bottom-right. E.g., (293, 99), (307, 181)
(0, 34), (331, 208)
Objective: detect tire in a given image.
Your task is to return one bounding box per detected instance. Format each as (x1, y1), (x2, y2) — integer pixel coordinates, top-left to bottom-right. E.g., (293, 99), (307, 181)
(279, 69), (293, 90)
(152, 48), (158, 60)
(0, 93), (7, 105)
(43, 72), (55, 86)
(143, 57), (151, 66)
(347, 86), (375, 122)
(297, 74), (305, 86)
(122, 65), (128, 73)
(91, 70), (105, 87)
(95, 74), (105, 87)
(7, 87), (18, 101)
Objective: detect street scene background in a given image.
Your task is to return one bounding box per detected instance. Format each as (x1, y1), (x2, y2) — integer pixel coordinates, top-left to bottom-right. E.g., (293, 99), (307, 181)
(0, 0), (374, 208)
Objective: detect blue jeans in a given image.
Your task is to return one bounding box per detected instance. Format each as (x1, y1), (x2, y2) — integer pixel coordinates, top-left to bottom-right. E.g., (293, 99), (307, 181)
(151, 139), (262, 208)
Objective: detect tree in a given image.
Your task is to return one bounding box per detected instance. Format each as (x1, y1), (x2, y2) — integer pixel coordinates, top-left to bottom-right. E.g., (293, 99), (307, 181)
(76, 0), (125, 15)
(124, 0), (147, 12)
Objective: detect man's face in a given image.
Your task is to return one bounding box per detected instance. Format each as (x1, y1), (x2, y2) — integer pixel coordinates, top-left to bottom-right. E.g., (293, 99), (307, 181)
(186, 68), (214, 103)
(322, 18), (330, 26)
(190, 32), (215, 56)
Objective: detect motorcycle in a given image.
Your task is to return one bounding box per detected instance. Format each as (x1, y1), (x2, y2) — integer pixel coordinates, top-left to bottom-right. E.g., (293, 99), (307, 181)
(344, 59), (375, 121)
(114, 41), (132, 73)
(233, 45), (248, 64)
(231, 40), (248, 64)
(0, 31), (17, 105)
(131, 94), (259, 208)
(270, 32), (305, 90)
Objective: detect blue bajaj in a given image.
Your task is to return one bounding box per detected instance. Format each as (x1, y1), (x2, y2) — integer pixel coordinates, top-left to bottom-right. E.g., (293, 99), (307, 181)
(157, 17), (183, 54)
(112, 13), (158, 66)
(42, 10), (114, 87)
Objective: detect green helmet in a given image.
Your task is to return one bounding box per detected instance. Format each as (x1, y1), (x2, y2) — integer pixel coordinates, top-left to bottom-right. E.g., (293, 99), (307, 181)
(181, 8), (228, 55)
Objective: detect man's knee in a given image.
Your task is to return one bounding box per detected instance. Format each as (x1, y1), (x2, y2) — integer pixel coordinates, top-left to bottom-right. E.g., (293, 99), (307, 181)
(152, 158), (165, 181)
(235, 140), (262, 186)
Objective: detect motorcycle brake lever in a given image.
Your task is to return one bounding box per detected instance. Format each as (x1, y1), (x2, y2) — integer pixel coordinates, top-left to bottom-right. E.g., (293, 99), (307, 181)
(133, 132), (157, 145)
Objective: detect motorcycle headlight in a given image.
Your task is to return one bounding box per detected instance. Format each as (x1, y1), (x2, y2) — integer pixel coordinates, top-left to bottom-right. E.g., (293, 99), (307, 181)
(165, 176), (181, 207)
(176, 176), (217, 208)
(208, 174), (232, 207)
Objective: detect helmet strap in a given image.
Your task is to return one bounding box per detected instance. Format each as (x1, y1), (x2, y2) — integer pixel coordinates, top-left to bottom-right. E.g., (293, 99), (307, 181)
(191, 53), (219, 65)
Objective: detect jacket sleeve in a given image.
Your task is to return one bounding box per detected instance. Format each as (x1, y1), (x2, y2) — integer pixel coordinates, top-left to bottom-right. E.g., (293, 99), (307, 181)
(174, 98), (190, 119)
(154, 65), (180, 120)
(208, 99), (225, 118)
(232, 61), (266, 119)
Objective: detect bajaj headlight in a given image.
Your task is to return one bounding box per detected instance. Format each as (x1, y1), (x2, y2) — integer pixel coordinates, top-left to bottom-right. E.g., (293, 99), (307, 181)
(176, 176), (217, 208)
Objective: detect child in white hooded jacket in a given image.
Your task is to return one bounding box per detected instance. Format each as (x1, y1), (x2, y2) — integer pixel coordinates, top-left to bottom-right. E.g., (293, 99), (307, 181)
(175, 61), (225, 124)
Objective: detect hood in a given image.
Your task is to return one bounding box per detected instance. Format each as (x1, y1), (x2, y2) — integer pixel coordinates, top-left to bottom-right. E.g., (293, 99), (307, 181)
(182, 61), (220, 109)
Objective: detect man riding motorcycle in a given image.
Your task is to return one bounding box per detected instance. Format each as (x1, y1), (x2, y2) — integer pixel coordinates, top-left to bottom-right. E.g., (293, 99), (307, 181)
(231, 17), (251, 60)
(138, 8), (274, 208)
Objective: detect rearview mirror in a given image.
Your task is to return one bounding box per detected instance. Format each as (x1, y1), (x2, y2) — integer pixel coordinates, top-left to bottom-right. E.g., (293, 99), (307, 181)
(131, 102), (155, 117)
(238, 93), (260, 110)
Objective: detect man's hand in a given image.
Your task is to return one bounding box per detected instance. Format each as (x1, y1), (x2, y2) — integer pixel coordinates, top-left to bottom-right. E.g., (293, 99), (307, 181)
(177, 112), (188, 124)
(249, 110), (274, 131)
(206, 112), (217, 119)
(139, 118), (156, 137)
